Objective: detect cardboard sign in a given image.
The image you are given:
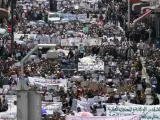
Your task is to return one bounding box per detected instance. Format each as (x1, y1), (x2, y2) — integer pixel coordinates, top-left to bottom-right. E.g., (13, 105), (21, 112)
(88, 82), (98, 91)
(81, 81), (88, 87)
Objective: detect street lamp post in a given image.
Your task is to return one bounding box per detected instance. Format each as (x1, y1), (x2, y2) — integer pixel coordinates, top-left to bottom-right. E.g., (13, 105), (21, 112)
(19, 44), (57, 89)
(128, 0), (131, 30)
(11, 0), (14, 52)
(17, 44), (58, 120)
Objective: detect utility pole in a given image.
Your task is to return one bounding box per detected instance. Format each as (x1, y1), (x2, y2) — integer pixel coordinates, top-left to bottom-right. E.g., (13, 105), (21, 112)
(11, 0), (14, 52)
(2, 0), (4, 8)
(49, 0), (53, 11)
(128, 0), (130, 30)
(113, 0), (115, 12)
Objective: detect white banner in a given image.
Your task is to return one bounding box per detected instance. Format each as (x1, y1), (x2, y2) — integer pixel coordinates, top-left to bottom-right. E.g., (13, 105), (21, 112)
(106, 105), (160, 120)
(28, 77), (66, 85)
(28, 77), (68, 91)
(66, 115), (141, 120)
(61, 38), (83, 46)
(78, 62), (104, 71)
(77, 14), (87, 20)
(61, 38), (102, 46)
(42, 102), (62, 114)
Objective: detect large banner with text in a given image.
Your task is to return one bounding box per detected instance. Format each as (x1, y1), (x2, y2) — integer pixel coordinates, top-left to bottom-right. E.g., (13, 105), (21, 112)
(78, 62), (104, 71)
(66, 115), (141, 120)
(106, 105), (160, 120)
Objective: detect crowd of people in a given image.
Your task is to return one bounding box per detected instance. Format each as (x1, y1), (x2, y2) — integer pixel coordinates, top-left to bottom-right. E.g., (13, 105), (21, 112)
(0, 0), (158, 119)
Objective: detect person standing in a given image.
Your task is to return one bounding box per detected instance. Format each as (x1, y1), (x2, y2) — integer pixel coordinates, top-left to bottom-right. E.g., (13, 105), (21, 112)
(99, 14), (104, 21)
(86, 11), (89, 18)
(79, 44), (85, 58)
(137, 40), (145, 56)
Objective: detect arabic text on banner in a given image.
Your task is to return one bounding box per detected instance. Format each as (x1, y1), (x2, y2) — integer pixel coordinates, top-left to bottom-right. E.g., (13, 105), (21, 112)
(78, 62), (104, 71)
(106, 105), (160, 120)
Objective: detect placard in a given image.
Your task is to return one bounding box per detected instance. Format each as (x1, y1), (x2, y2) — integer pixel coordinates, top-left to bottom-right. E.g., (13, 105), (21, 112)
(53, 96), (60, 102)
(77, 14), (87, 21)
(3, 85), (10, 90)
(45, 95), (52, 101)
(97, 108), (104, 116)
(78, 62), (104, 71)
(44, 102), (62, 114)
(137, 84), (143, 90)
(88, 82), (98, 91)
(67, 14), (77, 21)
(94, 96), (102, 102)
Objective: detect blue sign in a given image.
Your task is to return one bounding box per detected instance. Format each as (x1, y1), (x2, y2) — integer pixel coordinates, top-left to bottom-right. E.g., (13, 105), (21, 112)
(61, 13), (77, 21)
(77, 14), (87, 20)
(67, 14), (77, 21)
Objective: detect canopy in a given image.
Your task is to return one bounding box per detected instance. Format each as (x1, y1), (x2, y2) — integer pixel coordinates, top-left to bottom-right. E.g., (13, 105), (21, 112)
(133, 9), (151, 24)
(141, 5), (158, 13)
(132, 2), (149, 13)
